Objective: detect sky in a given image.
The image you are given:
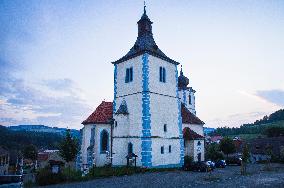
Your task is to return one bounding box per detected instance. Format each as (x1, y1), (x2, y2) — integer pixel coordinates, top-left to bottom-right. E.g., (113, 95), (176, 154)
(0, 0), (284, 129)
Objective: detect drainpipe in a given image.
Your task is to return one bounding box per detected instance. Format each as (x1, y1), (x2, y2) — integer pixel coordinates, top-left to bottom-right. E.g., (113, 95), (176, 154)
(110, 118), (115, 166)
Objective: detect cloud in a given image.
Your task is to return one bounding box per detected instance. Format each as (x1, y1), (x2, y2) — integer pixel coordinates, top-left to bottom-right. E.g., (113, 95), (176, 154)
(255, 89), (284, 107)
(206, 111), (268, 128)
(42, 78), (75, 91)
(0, 74), (91, 128)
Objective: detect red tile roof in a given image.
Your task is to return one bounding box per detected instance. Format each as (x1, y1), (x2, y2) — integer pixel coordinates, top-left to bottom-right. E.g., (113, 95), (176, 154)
(181, 103), (204, 125)
(183, 127), (204, 140)
(82, 101), (113, 125)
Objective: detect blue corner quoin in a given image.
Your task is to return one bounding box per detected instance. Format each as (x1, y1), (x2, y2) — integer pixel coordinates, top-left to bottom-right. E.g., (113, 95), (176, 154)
(175, 65), (184, 167)
(113, 64), (117, 113)
(141, 53), (152, 167)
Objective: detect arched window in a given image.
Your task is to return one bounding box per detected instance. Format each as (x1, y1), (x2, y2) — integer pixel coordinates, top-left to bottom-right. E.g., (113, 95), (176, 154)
(128, 142), (133, 154)
(197, 141), (201, 146)
(169, 145), (172, 153)
(100, 130), (109, 153)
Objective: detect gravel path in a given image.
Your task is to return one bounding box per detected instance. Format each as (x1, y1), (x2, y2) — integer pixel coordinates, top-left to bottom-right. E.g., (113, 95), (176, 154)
(42, 164), (284, 188)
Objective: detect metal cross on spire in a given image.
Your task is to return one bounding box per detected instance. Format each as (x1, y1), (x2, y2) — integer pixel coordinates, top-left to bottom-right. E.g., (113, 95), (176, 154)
(144, 0), (146, 14)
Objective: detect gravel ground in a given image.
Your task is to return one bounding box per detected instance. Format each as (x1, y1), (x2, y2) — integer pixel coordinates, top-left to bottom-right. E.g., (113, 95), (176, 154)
(42, 163), (284, 188)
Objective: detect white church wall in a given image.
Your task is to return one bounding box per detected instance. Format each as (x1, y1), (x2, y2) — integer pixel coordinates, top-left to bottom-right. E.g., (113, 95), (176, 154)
(151, 138), (181, 167)
(114, 94), (142, 137)
(112, 138), (142, 167)
(81, 124), (94, 166)
(148, 56), (177, 97)
(116, 55), (143, 98)
(93, 124), (111, 167)
(150, 93), (179, 137)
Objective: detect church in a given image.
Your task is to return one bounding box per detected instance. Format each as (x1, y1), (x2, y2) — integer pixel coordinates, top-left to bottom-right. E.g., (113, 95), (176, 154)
(78, 6), (205, 169)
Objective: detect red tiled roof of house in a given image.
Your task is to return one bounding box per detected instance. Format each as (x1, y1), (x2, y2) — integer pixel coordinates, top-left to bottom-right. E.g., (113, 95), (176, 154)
(181, 103), (204, 125)
(82, 101), (113, 125)
(183, 127), (204, 140)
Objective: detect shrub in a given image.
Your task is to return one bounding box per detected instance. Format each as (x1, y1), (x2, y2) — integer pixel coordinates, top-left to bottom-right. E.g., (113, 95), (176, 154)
(36, 167), (66, 186)
(183, 156), (193, 170)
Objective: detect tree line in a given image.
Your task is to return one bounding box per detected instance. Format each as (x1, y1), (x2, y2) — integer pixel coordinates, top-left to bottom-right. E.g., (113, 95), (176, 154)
(210, 109), (284, 136)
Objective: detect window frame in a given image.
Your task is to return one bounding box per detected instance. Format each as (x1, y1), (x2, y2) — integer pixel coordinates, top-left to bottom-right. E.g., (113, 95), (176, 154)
(100, 130), (109, 153)
(125, 67), (133, 83)
(164, 124), (167, 132)
(159, 67), (166, 83)
(161, 146), (164, 154)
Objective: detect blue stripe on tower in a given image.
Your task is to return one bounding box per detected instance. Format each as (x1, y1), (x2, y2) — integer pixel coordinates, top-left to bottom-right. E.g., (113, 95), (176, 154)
(175, 65), (184, 167)
(183, 90), (187, 106)
(141, 53), (152, 167)
(113, 64), (117, 113)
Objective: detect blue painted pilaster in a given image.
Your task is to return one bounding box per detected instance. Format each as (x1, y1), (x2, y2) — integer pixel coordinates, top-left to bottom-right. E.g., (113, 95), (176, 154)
(141, 53), (152, 167)
(175, 65), (184, 167)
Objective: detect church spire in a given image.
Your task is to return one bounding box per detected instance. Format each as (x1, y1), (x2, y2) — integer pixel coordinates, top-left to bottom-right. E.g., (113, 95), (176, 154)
(111, 2), (179, 65)
(137, 1), (153, 37)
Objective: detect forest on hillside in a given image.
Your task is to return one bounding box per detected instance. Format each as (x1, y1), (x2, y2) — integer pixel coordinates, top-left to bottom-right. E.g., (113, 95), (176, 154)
(0, 125), (64, 151)
(211, 109), (284, 137)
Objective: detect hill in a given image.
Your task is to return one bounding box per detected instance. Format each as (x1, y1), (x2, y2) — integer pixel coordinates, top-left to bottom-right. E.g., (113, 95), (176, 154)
(211, 109), (284, 140)
(0, 125), (68, 151)
(8, 124), (80, 138)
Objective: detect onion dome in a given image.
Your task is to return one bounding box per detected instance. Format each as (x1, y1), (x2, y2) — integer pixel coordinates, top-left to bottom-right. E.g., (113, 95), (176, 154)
(178, 65), (189, 90)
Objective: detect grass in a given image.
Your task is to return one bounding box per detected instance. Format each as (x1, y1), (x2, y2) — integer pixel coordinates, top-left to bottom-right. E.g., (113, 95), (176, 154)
(35, 166), (180, 186)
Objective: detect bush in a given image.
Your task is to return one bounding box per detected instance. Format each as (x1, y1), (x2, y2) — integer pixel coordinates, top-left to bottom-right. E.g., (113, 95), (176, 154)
(183, 156), (193, 170)
(36, 167), (66, 186)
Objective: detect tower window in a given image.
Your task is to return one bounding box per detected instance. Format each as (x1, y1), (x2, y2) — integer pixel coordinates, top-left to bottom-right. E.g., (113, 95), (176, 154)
(159, 67), (166, 83)
(125, 67), (133, 83)
(161, 146), (164, 154)
(169, 145), (172, 153)
(164, 124), (167, 132)
(100, 130), (109, 153)
(189, 95), (192, 105)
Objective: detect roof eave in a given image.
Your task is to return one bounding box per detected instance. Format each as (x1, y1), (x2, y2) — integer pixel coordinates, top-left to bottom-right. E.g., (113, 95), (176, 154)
(111, 50), (180, 65)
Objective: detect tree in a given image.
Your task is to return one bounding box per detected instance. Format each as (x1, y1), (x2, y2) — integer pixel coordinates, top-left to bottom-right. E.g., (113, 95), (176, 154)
(23, 144), (38, 161)
(59, 129), (79, 163)
(205, 143), (224, 161)
(219, 137), (236, 158)
(59, 129), (79, 179)
(264, 127), (284, 137)
(241, 144), (250, 175)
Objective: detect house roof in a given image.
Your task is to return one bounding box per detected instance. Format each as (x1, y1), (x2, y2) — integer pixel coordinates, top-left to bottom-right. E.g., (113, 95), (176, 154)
(111, 7), (179, 65)
(183, 127), (204, 140)
(210, 136), (223, 142)
(82, 101), (113, 125)
(181, 103), (204, 125)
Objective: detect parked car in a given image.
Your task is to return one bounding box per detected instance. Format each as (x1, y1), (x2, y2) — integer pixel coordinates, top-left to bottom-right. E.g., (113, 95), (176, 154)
(226, 157), (242, 166)
(215, 160), (226, 168)
(206, 161), (215, 170)
(191, 161), (212, 172)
